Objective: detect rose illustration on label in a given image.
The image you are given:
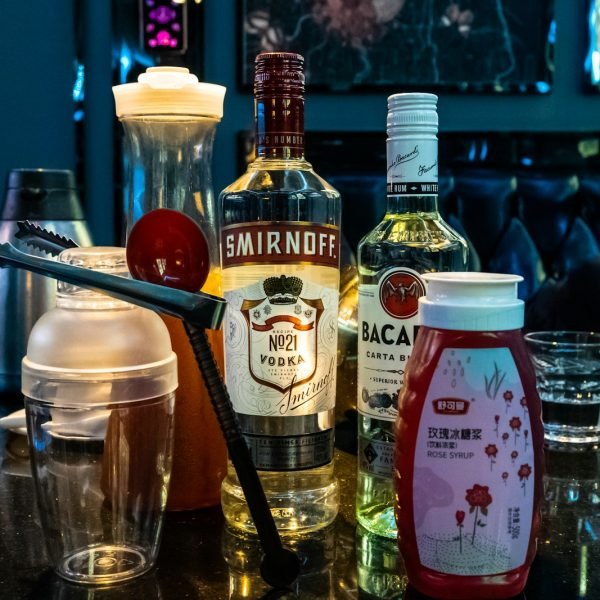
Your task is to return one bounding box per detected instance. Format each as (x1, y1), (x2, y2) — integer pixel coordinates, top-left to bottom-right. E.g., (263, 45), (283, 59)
(241, 274), (324, 392)
(494, 414), (500, 437)
(520, 396), (528, 415)
(379, 270), (425, 319)
(502, 471), (509, 486)
(518, 463), (532, 496)
(484, 444), (498, 471)
(509, 416), (522, 445)
(465, 484), (492, 545)
(511, 450), (519, 465)
(504, 390), (513, 413)
(502, 432), (509, 446)
(524, 429), (529, 451)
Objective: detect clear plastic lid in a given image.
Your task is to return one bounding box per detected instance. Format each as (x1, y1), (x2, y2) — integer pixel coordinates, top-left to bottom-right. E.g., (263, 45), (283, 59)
(22, 248), (177, 405)
(113, 66), (226, 118)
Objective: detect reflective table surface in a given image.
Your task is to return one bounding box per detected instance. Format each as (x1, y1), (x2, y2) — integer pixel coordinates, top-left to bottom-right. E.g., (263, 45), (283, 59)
(0, 410), (598, 600)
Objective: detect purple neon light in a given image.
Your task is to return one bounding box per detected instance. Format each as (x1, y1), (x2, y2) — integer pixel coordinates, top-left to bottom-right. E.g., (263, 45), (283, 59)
(149, 6), (175, 24)
(156, 30), (173, 46)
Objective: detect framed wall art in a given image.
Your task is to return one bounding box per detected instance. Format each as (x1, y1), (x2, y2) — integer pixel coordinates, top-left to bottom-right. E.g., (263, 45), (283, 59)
(240, 0), (555, 93)
(586, 0), (600, 90)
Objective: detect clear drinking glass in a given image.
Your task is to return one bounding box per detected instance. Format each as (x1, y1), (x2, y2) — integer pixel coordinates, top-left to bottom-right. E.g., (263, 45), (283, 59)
(25, 394), (174, 585)
(525, 331), (600, 448)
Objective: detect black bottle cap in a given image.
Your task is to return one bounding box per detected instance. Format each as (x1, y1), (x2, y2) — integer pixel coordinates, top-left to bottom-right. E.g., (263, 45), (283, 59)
(2, 168), (84, 221)
(7, 168), (76, 191)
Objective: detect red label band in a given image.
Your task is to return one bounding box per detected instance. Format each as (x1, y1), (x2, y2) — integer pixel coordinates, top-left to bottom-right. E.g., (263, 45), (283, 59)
(251, 315), (314, 332)
(222, 223), (340, 268)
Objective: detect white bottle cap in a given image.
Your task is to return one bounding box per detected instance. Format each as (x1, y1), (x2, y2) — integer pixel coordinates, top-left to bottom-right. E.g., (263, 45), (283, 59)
(113, 66), (226, 118)
(387, 93), (438, 135)
(419, 273), (524, 331)
(386, 93), (439, 192)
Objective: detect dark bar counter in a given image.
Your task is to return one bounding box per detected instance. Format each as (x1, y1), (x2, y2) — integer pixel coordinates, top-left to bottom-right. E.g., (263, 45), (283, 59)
(0, 412), (598, 600)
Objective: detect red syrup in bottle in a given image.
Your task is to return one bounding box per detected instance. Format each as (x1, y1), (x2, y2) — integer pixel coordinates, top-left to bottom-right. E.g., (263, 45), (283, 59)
(395, 273), (543, 599)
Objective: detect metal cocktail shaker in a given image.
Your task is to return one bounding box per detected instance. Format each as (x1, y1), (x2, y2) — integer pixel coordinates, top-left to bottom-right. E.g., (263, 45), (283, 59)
(0, 169), (92, 399)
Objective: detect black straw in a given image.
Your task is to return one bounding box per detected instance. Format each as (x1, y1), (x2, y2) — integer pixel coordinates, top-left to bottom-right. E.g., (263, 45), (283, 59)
(184, 322), (300, 587)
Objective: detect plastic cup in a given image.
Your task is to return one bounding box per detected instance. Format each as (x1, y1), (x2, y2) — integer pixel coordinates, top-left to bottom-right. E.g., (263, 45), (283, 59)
(524, 331), (600, 449)
(24, 393), (174, 585)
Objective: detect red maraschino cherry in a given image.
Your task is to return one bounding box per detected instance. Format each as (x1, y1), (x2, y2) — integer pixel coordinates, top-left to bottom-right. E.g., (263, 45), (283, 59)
(126, 208), (210, 293)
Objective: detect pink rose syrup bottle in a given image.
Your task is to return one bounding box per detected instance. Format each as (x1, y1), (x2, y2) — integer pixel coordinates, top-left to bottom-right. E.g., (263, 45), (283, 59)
(395, 273), (543, 599)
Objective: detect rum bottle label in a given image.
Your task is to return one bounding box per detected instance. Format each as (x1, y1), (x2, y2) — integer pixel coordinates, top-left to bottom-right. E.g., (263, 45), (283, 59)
(387, 139), (438, 195)
(358, 267), (426, 421)
(357, 267), (426, 478)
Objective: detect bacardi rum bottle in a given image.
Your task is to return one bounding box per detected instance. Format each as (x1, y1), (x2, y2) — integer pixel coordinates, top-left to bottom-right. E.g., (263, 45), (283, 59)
(356, 93), (468, 537)
(220, 52), (341, 533)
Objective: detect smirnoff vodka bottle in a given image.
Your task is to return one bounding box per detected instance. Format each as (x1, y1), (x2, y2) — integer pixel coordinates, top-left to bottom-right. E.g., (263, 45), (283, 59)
(356, 93), (468, 537)
(220, 52), (341, 533)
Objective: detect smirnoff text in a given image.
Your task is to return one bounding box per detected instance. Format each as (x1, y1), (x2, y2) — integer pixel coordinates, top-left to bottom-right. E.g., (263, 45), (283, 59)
(222, 222), (339, 268)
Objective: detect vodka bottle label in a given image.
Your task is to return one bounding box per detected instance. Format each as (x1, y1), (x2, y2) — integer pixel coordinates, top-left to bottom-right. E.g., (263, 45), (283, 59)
(222, 221), (339, 470)
(413, 347), (534, 575)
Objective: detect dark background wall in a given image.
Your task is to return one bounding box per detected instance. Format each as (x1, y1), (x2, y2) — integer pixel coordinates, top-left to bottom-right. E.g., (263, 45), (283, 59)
(205, 0), (599, 193)
(0, 0), (599, 243)
(0, 1), (76, 189)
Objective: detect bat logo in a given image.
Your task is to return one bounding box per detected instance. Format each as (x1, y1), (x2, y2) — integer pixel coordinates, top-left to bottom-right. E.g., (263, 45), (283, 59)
(381, 279), (419, 305)
(379, 270), (425, 319)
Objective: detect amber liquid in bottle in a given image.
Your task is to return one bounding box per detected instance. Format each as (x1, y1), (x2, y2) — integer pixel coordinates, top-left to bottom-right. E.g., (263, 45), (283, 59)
(163, 317), (227, 510)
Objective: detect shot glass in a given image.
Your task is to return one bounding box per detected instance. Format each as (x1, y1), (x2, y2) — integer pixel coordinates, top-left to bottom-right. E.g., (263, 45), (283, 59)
(24, 394), (174, 585)
(524, 331), (600, 448)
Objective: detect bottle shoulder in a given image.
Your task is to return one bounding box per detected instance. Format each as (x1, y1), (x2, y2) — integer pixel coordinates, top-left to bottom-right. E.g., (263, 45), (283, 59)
(359, 212), (468, 250)
(220, 159), (340, 198)
(357, 212), (469, 276)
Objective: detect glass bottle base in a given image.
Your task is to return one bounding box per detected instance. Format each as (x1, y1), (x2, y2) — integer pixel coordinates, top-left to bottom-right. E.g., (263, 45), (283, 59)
(356, 468), (398, 539)
(356, 504), (397, 539)
(221, 464), (339, 534)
